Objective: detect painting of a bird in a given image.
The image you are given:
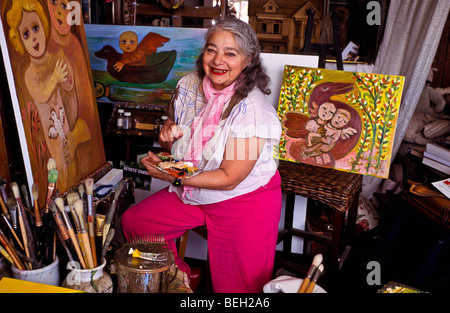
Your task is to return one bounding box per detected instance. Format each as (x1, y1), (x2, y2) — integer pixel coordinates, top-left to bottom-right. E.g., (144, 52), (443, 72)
(48, 108), (67, 146)
(94, 31), (177, 84)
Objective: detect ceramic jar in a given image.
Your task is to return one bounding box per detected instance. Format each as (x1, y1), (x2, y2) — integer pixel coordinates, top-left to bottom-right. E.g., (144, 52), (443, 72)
(11, 256), (60, 286)
(62, 258), (113, 293)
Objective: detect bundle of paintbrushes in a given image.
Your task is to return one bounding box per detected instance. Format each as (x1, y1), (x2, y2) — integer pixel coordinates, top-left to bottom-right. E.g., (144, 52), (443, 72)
(0, 158), (65, 270)
(0, 162), (128, 272)
(297, 254), (325, 293)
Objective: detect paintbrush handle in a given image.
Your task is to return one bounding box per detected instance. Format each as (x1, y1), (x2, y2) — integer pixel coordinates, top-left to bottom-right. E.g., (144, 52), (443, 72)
(68, 227), (87, 269)
(305, 267), (323, 293)
(80, 231), (95, 268)
(0, 230), (25, 270)
(77, 233), (89, 268)
(297, 277), (310, 293)
(87, 215), (97, 266)
(17, 199), (38, 266)
(1, 214), (24, 250)
(52, 212), (70, 241)
(17, 214), (32, 269)
(0, 245), (14, 264)
(102, 223), (111, 246)
(101, 228), (114, 259)
(41, 211), (54, 265)
(0, 197), (9, 219)
(33, 200), (42, 227)
(305, 281), (316, 293)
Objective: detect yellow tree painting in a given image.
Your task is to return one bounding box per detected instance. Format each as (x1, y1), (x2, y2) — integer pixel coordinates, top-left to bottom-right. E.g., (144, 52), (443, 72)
(276, 66), (405, 178)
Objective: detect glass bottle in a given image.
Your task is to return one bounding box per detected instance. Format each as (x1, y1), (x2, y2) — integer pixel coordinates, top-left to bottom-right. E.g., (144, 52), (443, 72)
(116, 109), (124, 129)
(123, 112), (132, 130)
(160, 115), (168, 131)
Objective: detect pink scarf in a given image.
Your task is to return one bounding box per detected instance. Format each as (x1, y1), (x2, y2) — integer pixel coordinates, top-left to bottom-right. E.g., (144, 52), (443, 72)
(181, 76), (237, 198)
(183, 75), (237, 166)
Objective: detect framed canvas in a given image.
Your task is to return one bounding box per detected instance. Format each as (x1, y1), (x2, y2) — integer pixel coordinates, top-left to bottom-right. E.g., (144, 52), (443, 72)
(260, 53), (318, 108)
(0, 0), (106, 204)
(84, 24), (207, 107)
(276, 66), (405, 178)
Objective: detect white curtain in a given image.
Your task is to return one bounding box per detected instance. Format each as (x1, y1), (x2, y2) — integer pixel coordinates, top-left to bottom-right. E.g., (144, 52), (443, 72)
(361, 0), (450, 198)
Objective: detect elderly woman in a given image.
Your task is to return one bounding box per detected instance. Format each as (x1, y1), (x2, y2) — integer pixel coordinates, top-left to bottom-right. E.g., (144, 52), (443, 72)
(121, 17), (282, 293)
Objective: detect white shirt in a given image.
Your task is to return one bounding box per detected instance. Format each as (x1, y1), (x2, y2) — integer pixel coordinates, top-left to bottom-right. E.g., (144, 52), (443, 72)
(168, 72), (281, 205)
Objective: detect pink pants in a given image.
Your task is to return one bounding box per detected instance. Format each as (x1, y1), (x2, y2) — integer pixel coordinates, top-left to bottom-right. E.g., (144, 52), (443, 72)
(121, 171), (281, 293)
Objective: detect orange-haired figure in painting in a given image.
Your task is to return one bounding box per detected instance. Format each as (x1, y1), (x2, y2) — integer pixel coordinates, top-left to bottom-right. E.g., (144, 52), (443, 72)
(113, 30), (170, 72)
(45, 0), (104, 179)
(6, 0), (84, 192)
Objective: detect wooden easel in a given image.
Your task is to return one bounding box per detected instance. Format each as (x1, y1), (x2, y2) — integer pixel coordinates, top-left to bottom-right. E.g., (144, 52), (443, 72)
(304, 8), (344, 70)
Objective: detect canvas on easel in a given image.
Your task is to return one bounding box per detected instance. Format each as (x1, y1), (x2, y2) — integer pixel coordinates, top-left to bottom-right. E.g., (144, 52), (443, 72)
(85, 23), (207, 106)
(276, 65), (405, 178)
(0, 0), (106, 206)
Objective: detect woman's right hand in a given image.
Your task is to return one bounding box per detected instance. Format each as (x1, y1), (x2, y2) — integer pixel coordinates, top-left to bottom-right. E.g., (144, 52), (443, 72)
(158, 118), (183, 151)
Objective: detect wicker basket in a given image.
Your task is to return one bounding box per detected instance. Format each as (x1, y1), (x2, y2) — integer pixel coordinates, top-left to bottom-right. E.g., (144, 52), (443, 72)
(278, 160), (362, 213)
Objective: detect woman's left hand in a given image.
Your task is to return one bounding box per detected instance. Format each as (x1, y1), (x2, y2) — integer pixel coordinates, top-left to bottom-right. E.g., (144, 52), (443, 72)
(140, 151), (174, 182)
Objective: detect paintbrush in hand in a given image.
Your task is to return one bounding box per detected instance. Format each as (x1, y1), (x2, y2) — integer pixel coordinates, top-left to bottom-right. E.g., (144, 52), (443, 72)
(11, 182), (39, 269)
(55, 197), (86, 269)
(103, 181), (125, 245)
(74, 199), (95, 268)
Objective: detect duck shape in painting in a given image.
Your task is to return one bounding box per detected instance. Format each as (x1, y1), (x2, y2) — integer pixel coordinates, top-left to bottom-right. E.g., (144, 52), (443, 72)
(95, 31), (177, 84)
(283, 82), (362, 167)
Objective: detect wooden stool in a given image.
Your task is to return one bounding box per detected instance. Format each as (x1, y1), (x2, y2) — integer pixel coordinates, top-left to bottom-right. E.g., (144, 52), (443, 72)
(176, 226), (209, 292)
(276, 160), (362, 287)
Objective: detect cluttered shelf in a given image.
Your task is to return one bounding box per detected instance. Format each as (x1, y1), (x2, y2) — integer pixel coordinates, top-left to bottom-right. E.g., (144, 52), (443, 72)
(402, 142), (450, 183)
(105, 102), (167, 138)
(396, 142), (450, 229)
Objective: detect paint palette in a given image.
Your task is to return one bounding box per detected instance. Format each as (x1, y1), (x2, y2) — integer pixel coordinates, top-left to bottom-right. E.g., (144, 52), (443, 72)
(141, 153), (200, 179)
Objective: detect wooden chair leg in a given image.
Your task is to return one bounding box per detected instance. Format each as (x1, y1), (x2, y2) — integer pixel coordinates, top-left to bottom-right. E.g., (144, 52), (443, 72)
(176, 230), (190, 261)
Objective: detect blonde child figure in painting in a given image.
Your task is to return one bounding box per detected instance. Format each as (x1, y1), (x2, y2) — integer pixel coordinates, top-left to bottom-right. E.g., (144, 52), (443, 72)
(6, 0), (82, 191)
(113, 31), (170, 72)
(303, 106), (357, 164)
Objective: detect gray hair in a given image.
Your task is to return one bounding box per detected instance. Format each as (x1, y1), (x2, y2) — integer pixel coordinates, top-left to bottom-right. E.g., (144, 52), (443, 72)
(196, 17), (271, 98)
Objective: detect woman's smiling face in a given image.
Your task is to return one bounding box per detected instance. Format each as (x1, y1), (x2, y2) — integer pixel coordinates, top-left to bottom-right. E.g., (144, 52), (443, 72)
(19, 11), (46, 58)
(202, 29), (249, 90)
